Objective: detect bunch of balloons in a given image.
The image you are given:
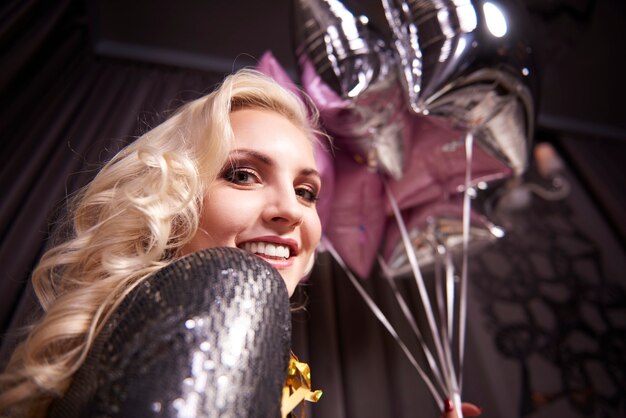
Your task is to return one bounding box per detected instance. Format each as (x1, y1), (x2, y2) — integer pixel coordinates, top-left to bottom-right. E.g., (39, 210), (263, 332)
(259, 0), (536, 415)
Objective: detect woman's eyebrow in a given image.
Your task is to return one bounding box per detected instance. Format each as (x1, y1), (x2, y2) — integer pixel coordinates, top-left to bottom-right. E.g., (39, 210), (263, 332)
(229, 149), (321, 180)
(300, 168), (321, 180)
(228, 149), (273, 165)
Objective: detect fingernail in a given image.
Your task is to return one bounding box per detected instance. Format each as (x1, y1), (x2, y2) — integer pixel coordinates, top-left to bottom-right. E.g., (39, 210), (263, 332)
(443, 399), (454, 413)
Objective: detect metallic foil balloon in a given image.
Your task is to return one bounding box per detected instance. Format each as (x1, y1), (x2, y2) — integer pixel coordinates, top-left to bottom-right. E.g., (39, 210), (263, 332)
(382, 0), (536, 175)
(426, 68), (533, 176)
(383, 201), (504, 277)
(293, 0), (407, 179)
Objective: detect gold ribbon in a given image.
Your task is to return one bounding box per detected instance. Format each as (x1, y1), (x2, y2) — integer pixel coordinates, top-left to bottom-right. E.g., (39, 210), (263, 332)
(281, 352), (323, 418)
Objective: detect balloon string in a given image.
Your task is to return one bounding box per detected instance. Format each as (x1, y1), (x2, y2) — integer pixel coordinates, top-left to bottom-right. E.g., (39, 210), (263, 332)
(432, 245), (459, 399)
(433, 247), (447, 345)
(323, 237), (444, 407)
(445, 250), (455, 344)
(378, 256), (446, 392)
(383, 178), (455, 397)
(458, 130), (474, 391)
(442, 249), (461, 403)
(435, 245), (462, 403)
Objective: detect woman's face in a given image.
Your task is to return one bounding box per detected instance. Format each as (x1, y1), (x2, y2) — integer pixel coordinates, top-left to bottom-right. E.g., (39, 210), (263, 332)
(185, 108), (322, 296)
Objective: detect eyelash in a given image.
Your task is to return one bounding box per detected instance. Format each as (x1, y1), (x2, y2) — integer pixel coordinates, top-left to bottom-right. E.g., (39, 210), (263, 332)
(222, 167), (319, 203)
(296, 187), (319, 203)
(222, 167), (258, 185)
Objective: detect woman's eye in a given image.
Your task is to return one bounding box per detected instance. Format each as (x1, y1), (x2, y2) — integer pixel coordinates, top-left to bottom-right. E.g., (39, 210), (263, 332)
(296, 187), (318, 203)
(223, 168), (258, 185)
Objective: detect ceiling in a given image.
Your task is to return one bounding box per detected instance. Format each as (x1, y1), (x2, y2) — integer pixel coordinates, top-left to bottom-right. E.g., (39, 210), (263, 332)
(88, 0), (626, 139)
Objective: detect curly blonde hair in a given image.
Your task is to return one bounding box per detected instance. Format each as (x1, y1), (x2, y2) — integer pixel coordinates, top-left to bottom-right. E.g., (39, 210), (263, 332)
(0, 69), (318, 417)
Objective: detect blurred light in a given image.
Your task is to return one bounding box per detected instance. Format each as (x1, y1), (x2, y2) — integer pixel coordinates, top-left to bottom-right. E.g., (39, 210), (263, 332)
(483, 2), (508, 38)
(453, 36), (468, 60)
(348, 72), (368, 97)
(522, 67), (530, 76)
(488, 224), (506, 238)
(456, 3), (478, 32)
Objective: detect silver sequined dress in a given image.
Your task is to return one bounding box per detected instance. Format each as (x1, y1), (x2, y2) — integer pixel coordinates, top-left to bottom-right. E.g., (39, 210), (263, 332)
(48, 247), (291, 418)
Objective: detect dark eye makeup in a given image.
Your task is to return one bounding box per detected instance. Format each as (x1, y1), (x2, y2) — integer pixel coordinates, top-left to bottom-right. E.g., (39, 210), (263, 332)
(222, 166), (259, 185)
(219, 155), (320, 204)
(296, 187), (319, 203)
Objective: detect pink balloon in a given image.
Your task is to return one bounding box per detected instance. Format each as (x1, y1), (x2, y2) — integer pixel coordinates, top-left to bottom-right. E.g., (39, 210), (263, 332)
(313, 140), (335, 232)
(256, 51), (301, 97)
(325, 151), (386, 279)
(386, 115), (512, 214)
(299, 54), (351, 134)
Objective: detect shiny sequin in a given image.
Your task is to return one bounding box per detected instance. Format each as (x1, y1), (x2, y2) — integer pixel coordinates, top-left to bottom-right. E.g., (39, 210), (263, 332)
(48, 247), (291, 418)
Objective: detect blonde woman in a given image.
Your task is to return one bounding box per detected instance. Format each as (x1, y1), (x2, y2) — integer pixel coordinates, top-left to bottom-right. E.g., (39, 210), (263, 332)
(0, 69), (322, 417)
(0, 68), (480, 418)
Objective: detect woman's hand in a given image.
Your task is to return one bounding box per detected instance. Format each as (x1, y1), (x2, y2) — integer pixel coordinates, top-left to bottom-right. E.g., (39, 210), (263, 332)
(441, 400), (482, 418)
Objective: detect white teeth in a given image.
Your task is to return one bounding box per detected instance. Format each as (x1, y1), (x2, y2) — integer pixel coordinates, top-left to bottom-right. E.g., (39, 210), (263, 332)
(277, 246), (289, 258)
(240, 242), (290, 259)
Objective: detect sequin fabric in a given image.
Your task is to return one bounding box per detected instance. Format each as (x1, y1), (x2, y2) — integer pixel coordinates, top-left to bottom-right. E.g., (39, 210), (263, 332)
(48, 247), (291, 418)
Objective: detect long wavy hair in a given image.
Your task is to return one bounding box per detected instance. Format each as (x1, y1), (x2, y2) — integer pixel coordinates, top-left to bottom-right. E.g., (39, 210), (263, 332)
(0, 69), (319, 417)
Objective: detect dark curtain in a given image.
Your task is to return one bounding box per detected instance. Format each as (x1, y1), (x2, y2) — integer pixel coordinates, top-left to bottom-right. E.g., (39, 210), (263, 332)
(0, 0), (223, 360)
(1, 2), (624, 418)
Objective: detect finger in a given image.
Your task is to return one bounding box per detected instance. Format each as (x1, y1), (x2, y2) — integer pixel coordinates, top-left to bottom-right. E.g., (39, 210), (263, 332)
(461, 402), (482, 417)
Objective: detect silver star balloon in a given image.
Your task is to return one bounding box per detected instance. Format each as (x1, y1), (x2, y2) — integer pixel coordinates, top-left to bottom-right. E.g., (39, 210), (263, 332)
(294, 0), (408, 179)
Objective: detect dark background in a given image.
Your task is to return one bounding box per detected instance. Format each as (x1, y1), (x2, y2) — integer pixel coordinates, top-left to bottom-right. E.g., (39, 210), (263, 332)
(1, 0), (625, 417)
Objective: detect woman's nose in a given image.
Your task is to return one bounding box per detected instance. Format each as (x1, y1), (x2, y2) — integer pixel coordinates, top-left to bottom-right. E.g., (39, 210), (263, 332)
(264, 185), (304, 228)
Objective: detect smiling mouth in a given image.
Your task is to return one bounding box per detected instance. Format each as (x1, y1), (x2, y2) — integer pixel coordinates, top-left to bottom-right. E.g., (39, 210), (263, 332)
(238, 242), (290, 260)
